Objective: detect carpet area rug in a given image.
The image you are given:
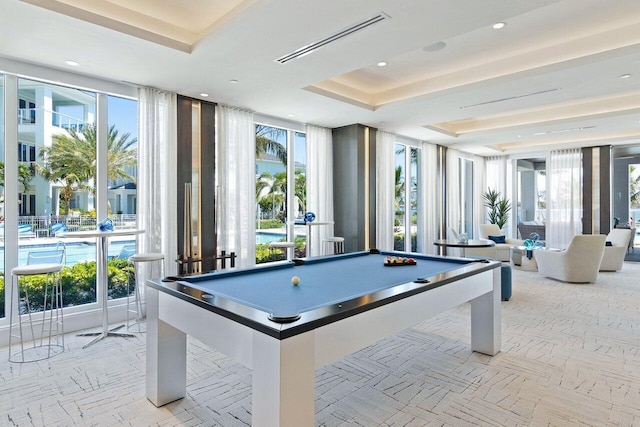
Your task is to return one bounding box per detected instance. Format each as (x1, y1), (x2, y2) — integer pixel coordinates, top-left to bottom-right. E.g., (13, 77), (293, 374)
(624, 249), (640, 262)
(1, 261), (639, 426)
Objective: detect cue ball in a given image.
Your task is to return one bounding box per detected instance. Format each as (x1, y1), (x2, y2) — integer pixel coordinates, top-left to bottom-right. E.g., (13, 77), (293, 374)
(291, 276), (300, 285)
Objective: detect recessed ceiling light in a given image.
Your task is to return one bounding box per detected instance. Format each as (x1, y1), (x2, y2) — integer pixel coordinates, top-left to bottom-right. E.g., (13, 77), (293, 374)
(620, 74), (631, 79)
(200, 93), (209, 97)
(492, 22), (506, 30)
(229, 79), (238, 84)
(422, 41), (446, 52)
(377, 61), (387, 67)
(65, 60), (79, 66)
(287, 114), (296, 117)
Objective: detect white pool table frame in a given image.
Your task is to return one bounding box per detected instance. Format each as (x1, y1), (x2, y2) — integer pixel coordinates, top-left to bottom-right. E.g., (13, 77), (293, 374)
(146, 262), (500, 427)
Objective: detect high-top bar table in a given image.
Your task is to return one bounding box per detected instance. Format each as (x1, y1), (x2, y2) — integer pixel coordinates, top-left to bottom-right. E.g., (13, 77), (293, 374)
(58, 228), (144, 348)
(291, 220), (333, 257)
(433, 238), (495, 257)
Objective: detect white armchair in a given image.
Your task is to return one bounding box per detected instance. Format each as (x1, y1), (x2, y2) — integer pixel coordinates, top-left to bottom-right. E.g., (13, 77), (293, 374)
(465, 224), (521, 262)
(535, 235), (606, 283)
(600, 228), (634, 271)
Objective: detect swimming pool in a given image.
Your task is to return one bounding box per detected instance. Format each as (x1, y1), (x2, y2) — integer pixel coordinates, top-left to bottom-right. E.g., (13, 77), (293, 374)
(0, 232), (297, 272)
(256, 231), (287, 244)
(0, 240), (135, 271)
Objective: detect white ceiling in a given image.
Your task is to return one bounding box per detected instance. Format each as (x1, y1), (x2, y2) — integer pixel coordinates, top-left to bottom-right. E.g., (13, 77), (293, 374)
(1, 0), (639, 156)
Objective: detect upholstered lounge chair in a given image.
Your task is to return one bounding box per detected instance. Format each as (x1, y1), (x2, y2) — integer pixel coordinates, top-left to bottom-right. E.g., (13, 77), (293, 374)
(600, 228), (634, 271)
(535, 234), (606, 283)
(465, 224), (522, 262)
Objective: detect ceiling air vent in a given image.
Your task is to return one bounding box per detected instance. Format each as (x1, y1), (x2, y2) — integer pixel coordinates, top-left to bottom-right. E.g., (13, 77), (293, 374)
(275, 12), (390, 64)
(459, 88), (561, 109)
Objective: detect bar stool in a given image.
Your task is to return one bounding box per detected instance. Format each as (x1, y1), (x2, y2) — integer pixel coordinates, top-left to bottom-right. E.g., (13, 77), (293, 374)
(127, 252), (165, 333)
(9, 248), (65, 363)
(268, 241), (295, 260)
(322, 236), (345, 255)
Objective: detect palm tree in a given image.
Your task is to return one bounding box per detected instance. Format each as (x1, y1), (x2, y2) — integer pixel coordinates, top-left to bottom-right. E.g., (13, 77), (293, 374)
(0, 162), (34, 193)
(256, 171), (288, 220)
(395, 165), (405, 209)
(36, 124), (137, 214)
(256, 172), (273, 200)
(294, 169), (306, 215)
(256, 125), (287, 165)
(630, 165), (640, 208)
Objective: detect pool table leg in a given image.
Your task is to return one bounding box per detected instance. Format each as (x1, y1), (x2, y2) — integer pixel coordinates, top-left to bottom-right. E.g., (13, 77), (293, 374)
(146, 286), (188, 407)
(252, 330), (315, 427)
(470, 267), (502, 356)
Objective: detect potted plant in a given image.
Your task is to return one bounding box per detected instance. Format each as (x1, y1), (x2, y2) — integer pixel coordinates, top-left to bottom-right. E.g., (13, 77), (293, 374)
(484, 188), (511, 230)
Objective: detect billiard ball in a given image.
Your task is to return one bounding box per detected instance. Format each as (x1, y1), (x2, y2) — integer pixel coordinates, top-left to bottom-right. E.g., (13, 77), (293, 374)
(291, 276), (300, 285)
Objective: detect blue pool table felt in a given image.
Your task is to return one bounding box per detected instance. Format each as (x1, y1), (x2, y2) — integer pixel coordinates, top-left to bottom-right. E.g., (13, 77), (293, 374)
(181, 252), (470, 318)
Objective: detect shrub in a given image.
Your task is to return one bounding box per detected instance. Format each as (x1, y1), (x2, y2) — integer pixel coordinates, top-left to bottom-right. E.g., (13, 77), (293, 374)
(258, 219), (285, 229)
(255, 236), (307, 264)
(394, 233), (417, 251)
(0, 259), (135, 318)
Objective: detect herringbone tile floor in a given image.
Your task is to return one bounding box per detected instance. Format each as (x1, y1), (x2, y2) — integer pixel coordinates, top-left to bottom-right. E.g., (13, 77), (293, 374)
(1, 263), (639, 426)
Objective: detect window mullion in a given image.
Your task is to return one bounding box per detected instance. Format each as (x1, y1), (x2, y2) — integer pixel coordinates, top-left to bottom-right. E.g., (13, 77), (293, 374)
(287, 129), (295, 251)
(404, 148), (411, 252)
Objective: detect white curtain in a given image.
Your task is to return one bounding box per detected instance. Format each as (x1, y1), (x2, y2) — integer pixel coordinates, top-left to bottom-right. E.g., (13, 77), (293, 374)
(376, 130), (396, 251)
(445, 148), (461, 238)
(306, 125), (334, 257)
(485, 155), (516, 236)
(217, 105), (256, 268)
(137, 87), (178, 276)
(485, 156), (507, 196)
(473, 155), (486, 238)
(547, 148), (582, 249)
(418, 142), (438, 253)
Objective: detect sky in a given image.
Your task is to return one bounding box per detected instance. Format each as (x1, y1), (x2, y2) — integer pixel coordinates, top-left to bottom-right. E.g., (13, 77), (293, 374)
(108, 96), (138, 143)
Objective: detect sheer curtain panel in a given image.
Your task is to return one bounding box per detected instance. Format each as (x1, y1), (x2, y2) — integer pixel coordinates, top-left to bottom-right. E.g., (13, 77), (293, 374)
(485, 156), (507, 196)
(137, 87), (178, 276)
(485, 156), (512, 236)
(216, 105), (256, 268)
(306, 125), (334, 257)
(376, 130), (396, 251)
(547, 148), (582, 249)
(445, 148), (461, 238)
(418, 142), (438, 252)
(473, 155), (486, 238)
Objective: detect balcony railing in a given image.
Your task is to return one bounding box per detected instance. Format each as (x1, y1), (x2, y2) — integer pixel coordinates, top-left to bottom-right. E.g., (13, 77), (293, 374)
(18, 108), (91, 131)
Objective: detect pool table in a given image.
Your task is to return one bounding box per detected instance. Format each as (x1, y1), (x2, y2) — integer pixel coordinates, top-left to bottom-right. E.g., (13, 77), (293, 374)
(146, 250), (501, 427)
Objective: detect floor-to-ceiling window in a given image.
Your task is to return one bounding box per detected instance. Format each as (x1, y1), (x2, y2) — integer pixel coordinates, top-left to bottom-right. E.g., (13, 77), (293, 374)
(254, 122), (307, 263)
(516, 158), (547, 239)
(394, 142), (420, 252)
(1, 74), (138, 335)
(629, 164), (640, 226)
(394, 144), (406, 250)
(293, 131), (307, 222)
(254, 124), (288, 262)
(106, 95), (138, 298)
(460, 158), (474, 236)
(107, 96), (138, 218)
(612, 148), (639, 250)
(18, 77), (99, 308)
(0, 75), (4, 319)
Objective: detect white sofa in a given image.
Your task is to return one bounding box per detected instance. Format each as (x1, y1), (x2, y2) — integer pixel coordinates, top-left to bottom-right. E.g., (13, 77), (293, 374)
(465, 224), (523, 262)
(600, 228), (634, 271)
(535, 234), (606, 283)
